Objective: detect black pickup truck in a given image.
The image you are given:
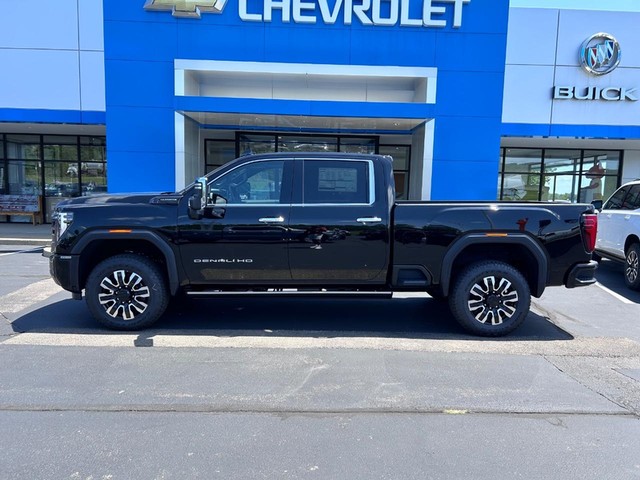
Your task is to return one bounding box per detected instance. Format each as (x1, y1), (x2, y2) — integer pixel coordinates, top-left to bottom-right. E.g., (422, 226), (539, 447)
(47, 153), (598, 336)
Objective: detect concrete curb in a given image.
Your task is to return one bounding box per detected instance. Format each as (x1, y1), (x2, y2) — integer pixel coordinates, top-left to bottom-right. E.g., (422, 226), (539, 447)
(0, 238), (50, 246)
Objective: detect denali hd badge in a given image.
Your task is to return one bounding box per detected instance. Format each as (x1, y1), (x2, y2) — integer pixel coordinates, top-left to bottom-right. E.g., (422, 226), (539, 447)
(580, 33), (621, 76)
(194, 258), (254, 263)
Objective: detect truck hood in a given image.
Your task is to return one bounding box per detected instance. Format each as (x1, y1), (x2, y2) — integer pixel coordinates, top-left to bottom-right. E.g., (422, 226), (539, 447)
(57, 192), (182, 208)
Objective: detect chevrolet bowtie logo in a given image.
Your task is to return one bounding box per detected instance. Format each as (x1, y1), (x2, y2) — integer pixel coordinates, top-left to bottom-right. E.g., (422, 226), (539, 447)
(144, 0), (227, 18)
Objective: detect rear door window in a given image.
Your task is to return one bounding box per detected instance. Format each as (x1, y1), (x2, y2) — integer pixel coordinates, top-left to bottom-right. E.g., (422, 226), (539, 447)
(302, 160), (370, 205)
(604, 186), (629, 210)
(621, 185), (640, 210)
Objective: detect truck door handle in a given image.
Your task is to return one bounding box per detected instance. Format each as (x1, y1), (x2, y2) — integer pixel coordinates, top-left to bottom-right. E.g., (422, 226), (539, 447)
(259, 216), (285, 223)
(356, 217), (382, 224)
(625, 215), (631, 220)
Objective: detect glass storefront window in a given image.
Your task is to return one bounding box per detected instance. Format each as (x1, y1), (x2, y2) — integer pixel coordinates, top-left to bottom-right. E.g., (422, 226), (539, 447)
(1, 134), (107, 223)
(579, 151), (620, 203)
(501, 172), (541, 201)
(542, 174), (579, 202)
(504, 148), (542, 174)
(44, 136), (78, 161)
(543, 150), (581, 174)
(339, 137), (376, 154)
(582, 150), (620, 177)
(279, 135), (337, 153)
(45, 162), (80, 223)
(542, 150), (581, 202)
(379, 145), (409, 170)
(45, 162), (78, 197)
(499, 148), (623, 203)
(502, 149), (543, 201)
(82, 164), (108, 197)
(380, 145), (410, 200)
(80, 136), (107, 162)
(239, 134), (276, 156)
(207, 134), (411, 200)
(80, 161), (107, 196)
(6, 135), (40, 160)
(205, 140), (235, 173)
(8, 160), (40, 195)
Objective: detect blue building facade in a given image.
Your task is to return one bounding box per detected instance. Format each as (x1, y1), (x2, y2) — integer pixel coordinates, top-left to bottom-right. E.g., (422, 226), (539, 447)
(8, 2), (639, 222)
(103, 0), (510, 200)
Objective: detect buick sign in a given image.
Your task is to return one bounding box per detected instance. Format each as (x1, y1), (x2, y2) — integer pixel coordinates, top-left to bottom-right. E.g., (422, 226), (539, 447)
(580, 32), (621, 76)
(553, 32), (636, 102)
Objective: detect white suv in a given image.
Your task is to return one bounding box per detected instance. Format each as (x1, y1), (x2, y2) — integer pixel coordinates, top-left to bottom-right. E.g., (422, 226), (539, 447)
(595, 180), (640, 290)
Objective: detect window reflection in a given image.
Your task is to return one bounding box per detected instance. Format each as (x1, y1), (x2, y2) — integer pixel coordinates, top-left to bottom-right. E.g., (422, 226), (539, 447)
(205, 140), (235, 174)
(339, 137), (375, 154)
(499, 148), (622, 203)
(380, 145), (410, 200)
(279, 136), (337, 153)
(211, 134), (409, 199)
(8, 160), (40, 195)
(6, 135), (40, 160)
(238, 134), (275, 156)
(1, 134), (107, 223)
(579, 151), (620, 203)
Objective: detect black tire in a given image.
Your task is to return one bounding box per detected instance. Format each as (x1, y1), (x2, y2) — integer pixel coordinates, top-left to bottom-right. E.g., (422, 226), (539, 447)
(85, 254), (169, 330)
(448, 261), (531, 337)
(624, 243), (640, 291)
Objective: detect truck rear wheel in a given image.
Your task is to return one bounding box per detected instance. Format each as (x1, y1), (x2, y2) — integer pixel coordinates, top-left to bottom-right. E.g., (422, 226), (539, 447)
(449, 261), (530, 337)
(85, 254), (169, 330)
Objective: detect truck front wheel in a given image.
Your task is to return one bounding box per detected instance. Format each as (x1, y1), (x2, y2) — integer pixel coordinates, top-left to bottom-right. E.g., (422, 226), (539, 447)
(449, 261), (530, 337)
(85, 254), (169, 330)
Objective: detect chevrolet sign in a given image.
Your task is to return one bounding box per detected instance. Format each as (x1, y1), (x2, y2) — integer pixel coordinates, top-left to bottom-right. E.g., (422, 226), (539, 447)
(144, 0), (472, 27)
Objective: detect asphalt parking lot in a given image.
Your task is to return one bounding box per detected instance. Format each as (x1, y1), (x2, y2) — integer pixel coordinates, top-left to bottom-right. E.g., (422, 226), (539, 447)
(0, 244), (639, 479)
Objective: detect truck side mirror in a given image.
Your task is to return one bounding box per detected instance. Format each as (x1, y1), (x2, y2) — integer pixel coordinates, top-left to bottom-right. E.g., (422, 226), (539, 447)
(591, 200), (603, 212)
(188, 194), (202, 211)
(188, 177), (208, 219)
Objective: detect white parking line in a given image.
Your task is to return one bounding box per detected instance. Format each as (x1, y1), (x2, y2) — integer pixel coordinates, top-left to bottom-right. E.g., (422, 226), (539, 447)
(3, 332), (640, 358)
(0, 246), (44, 257)
(595, 282), (635, 305)
(0, 278), (63, 315)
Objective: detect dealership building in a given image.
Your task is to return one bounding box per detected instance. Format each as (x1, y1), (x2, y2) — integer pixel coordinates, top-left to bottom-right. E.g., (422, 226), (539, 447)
(1, 0), (639, 222)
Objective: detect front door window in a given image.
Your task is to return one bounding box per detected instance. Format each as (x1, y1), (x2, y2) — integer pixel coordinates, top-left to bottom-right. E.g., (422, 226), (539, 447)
(210, 160), (285, 205)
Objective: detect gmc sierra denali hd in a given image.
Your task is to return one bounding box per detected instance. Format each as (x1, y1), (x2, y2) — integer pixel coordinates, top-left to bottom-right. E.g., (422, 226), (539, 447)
(47, 153), (598, 336)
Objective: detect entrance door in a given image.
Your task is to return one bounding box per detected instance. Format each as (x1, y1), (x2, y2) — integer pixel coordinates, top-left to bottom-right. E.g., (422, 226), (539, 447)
(178, 159), (293, 284)
(288, 158), (389, 284)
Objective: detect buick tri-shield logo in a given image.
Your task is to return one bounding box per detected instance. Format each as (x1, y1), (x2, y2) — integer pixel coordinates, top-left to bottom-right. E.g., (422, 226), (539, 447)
(580, 33), (621, 76)
(144, 0), (227, 18)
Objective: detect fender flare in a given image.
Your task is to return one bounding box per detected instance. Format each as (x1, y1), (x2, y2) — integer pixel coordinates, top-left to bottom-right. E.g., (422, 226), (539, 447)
(71, 230), (180, 295)
(439, 234), (548, 297)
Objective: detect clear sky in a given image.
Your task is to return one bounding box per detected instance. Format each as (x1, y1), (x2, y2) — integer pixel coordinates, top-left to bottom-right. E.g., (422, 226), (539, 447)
(510, 0), (640, 11)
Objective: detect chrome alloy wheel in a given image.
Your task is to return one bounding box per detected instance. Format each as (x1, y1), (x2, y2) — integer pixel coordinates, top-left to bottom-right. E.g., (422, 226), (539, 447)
(98, 270), (150, 320)
(467, 275), (519, 326)
(626, 250), (639, 283)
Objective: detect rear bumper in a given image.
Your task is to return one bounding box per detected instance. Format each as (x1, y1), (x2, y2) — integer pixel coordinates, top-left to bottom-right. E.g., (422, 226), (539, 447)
(565, 261), (598, 288)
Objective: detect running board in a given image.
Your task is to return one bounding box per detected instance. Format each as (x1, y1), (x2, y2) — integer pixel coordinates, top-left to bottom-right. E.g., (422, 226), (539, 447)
(185, 290), (393, 299)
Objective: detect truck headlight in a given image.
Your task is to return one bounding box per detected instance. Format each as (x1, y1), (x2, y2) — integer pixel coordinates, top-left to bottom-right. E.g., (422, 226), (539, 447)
(55, 211), (74, 241)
